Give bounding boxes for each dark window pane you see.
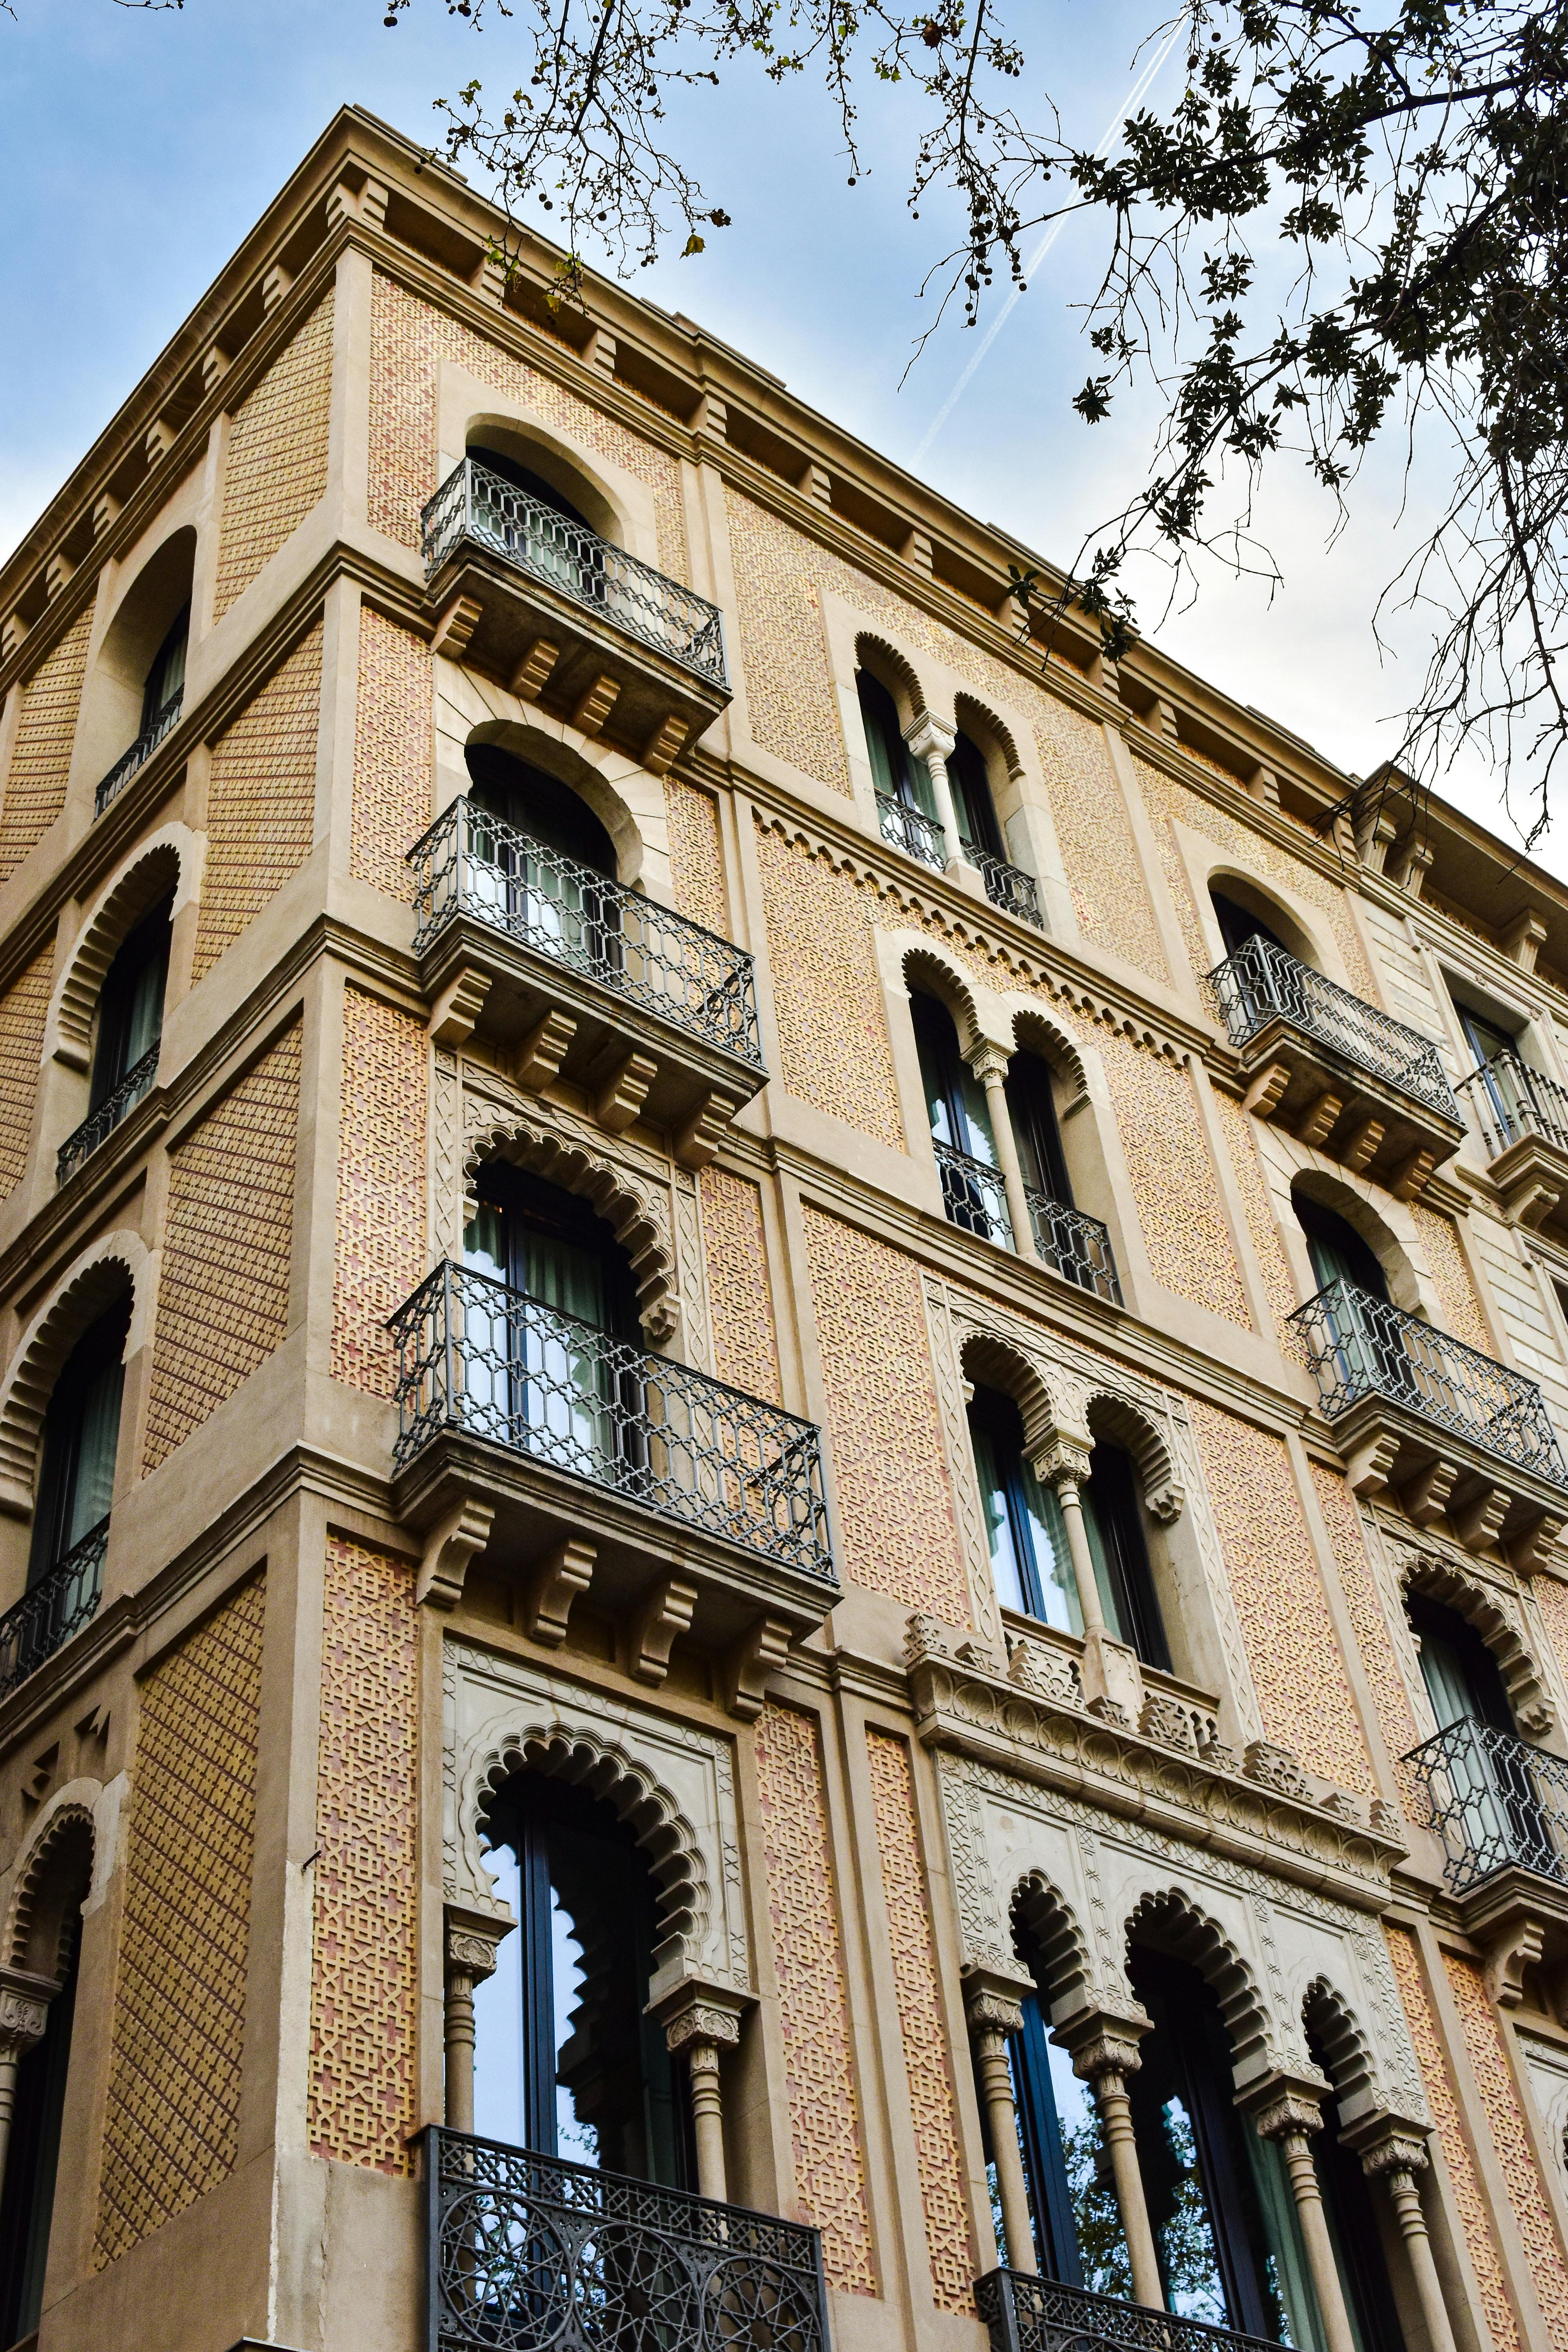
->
[1294,1194,1389,1301]
[1211,889,1290,960]
[950,732,1003,858]
[29,1298,130,1588]
[468,446,596,534]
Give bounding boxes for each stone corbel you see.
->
[510,637,561,702]
[432,594,484,662]
[1242,1062,1292,1118]
[1510,1510,1564,1578]
[417,1495,496,1610]
[1448,1481,1509,1555]
[627,1575,698,1684]
[719,1617,792,1721]
[521,1538,596,1647]
[595,1050,657,1134]
[1343,1116,1386,1175]
[1484,1911,1545,2009]
[1401,1457,1460,1528]
[1296,1090,1344,1149]
[1391,1146,1437,1201]
[1346,1429,1401,1499]
[509,1007,577,1093]
[429,967,493,1048]
[572,674,621,737]
[674,1090,741,1172]
[643,715,690,777]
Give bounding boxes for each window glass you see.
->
[911,991,997,1162]
[1005,1051,1073,1203]
[1084,1443,1170,1671]
[29,1298,130,1586]
[1305,2024,1408,2352]
[1210,889,1290,960]
[967,1387,1080,1633]
[949,731,1003,859]
[1408,1593,1513,1732]
[140,603,189,735]
[90,897,172,1109]
[468,445,596,533]
[858,673,936,819]
[1293,1194,1389,1302]
[1458,1004,1515,1071]
[0,1913,79,2343]
[465,744,618,876]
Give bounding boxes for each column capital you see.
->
[962,1962,1034,2042]
[646,1978,751,2057]
[968,1042,1013,1088]
[0,1965,56,2058]
[1059,2003,1152,2083]
[1245,2081,1329,2143]
[1032,1437,1094,1492]
[1341,2111,1432,2178]
[904,713,957,763]
[444,1905,512,1986]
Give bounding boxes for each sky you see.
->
[4,0,1562,880]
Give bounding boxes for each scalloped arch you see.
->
[954,691,1024,779]
[1303,1974,1381,2113]
[902,941,983,1054]
[1011,1867,1095,2014]
[855,631,928,727]
[1125,1886,1272,2077]
[6,1796,95,1978]
[0,1231,147,1517]
[48,826,197,1073]
[1399,1550,1554,1736]
[1084,1389,1183,1523]
[465,1112,678,1342]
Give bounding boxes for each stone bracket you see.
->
[644,715,690,777]
[417,1496,496,1610]
[510,637,561,702]
[719,1617,792,1721]
[432,593,484,663]
[674,1089,741,1172]
[521,1538,597,1647]
[596,1050,657,1134]
[430,966,493,1048]
[572,673,622,737]
[509,1007,577,1093]
[628,1575,698,1684]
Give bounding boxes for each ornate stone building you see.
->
[2,96,1568,2352]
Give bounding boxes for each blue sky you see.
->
[4,0,1559,873]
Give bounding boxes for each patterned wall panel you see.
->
[213,290,335,619]
[192,622,322,982]
[307,1536,419,2172]
[330,986,428,1396]
[753,1702,877,2293]
[94,1574,267,2264]
[663,776,729,935]
[724,498,852,797]
[700,1166,781,1403]
[1188,1398,1374,1791]
[0,943,54,1194]
[1308,1466,1423,1800]
[367,271,688,580]
[753,820,903,1149]
[802,1205,969,1623]
[142,1021,301,1470]
[1206,1087,1298,1332]
[1444,1951,1568,2338]
[865,1728,975,2314]
[0,609,92,881]
[351,604,431,902]
[1406,1201,1491,1354]
[1095,1031,1251,1328]
[1033,701,1168,984]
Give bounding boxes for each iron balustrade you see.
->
[877,792,947,871]
[1026,1188,1123,1305]
[934,1138,1013,1247]
[388,1264,835,1582]
[409,799,764,1069]
[978,2268,1287,2352]
[1205,934,1459,1122]
[1290,1278,1568,1488]
[975,850,1045,930]
[56,1045,159,1188]
[1458,1049,1568,1160]
[94,690,183,818]
[421,459,728,689]
[1405,1717,1568,1896]
[423,2127,828,2352]
[0,1520,108,1701]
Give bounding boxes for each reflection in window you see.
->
[1305,2019,1408,2352]
[949,731,1004,861]
[912,992,996,1165]
[1210,889,1291,961]
[1294,1194,1390,1304]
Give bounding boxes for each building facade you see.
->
[2,98,1568,2352]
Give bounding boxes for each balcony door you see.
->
[1211,889,1290,960]
[912,991,1007,1240]
[89,895,171,1116]
[0,1916,80,2344]
[1457,1004,1537,1141]
[861,673,940,856]
[463,744,619,971]
[29,1297,130,1592]
[1408,1593,1551,1877]
[139,600,188,737]
[468,441,605,606]
[949,732,1005,863]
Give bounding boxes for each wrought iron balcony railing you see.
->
[877,791,947,871]
[0,1519,108,1702]
[424,2128,828,2352]
[421,459,728,690]
[388,1264,835,1581]
[1405,1717,1568,1897]
[94,690,183,819]
[935,1138,1013,1247]
[410,799,764,1068]
[1457,1049,1568,1161]
[1290,1278,1568,1488]
[975,850,1044,929]
[1206,934,1459,1122]
[56,1045,159,1189]
[1027,1187,1123,1305]
[978,2267,1285,2352]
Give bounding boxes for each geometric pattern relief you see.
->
[752,821,902,1149]
[1095,1030,1250,1328]
[213,289,334,621]
[0,608,92,883]
[351,604,432,903]
[0,941,55,1195]
[1406,1200,1492,1356]
[699,1166,781,1404]
[1309,1467,1424,1810]
[142,1020,301,1472]
[330,986,428,1397]
[1206,1085,1298,1334]
[307,1536,419,2174]
[93,1574,267,2266]
[662,776,728,936]
[1443,1950,1568,2344]
[865,1728,975,2315]
[753,1701,877,2296]
[192,622,323,983]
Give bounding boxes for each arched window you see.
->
[472,1771,692,2186]
[1006,1050,1073,1207]
[0,1851,87,2342]
[1294,1193,1389,1303]
[461,745,620,978]
[912,991,1008,1242]
[468,445,597,535]
[29,1295,129,1591]
[465,437,607,608]
[1408,1592,1513,1735]
[949,731,1005,862]
[861,674,941,865]
[1210,888,1292,961]
[91,893,172,1116]
[466,745,617,877]
[139,602,188,739]
[1303,2013,1408,2352]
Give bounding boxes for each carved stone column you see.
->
[1063,2012,1163,2308]
[0,1969,54,2196]
[1033,1442,1107,1638]
[904,714,963,867]
[444,1910,513,2135]
[1248,2084,1357,2352]
[964,1966,1038,2274]
[1350,2123,1459,2352]
[969,1045,1038,1261]
[652,1984,749,2204]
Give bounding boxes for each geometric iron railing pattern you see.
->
[56,1044,160,1188]
[877,791,947,871]
[1405,1717,1568,1897]
[1290,1278,1568,1488]
[94,689,184,819]
[424,2129,829,2352]
[420,458,729,690]
[1206,933,1459,1122]
[388,1264,836,1583]
[976,2267,1286,2352]
[1026,1186,1123,1305]
[975,849,1044,929]
[0,1518,109,1702]
[409,799,764,1069]
[1457,1049,1568,1161]
[935,1138,1013,1246]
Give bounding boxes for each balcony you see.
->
[1457,1051,1568,1236]
[1406,1718,1568,1996]
[56,1045,159,1189]
[1207,935,1461,1196]
[878,791,946,871]
[423,2129,829,2352]
[94,689,183,819]
[975,849,1045,930]
[935,1140,1122,1307]
[0,1520,108,1702]
[388,1265,837,1671]
[979,2267,1284,2352]
[421,460,731,770]
[409,799,765,1163]
[1291,1279,1568,1568]
[874,798,1045,929]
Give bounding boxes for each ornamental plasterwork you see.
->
[1371,1512,1557,1739]
[935,1744,1429,2122]
[443,1638,751,1998]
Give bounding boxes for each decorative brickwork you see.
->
[1407,1201,1491,1354]
[307,1536,419,2173]
[192,622,322,982]
[94,1574,267,2264]
[1095,1031,1252,1327]
[368,271,687,578]
[1207,1085,1297,1332]
[725,501,853,795]
[753,1702,877,2293]
[1444,1951,1568,2337]
[351,603,431,901]
[1035,703,1168,983]
[1531,1575,1568,1705]
[865,1728,974,2313]
[1189,1398,1374,1791]
[0,609,91,881]
[803,1205,969,1621]
[331,986,428,1397]
[753,820,902,1147]
[213,290,335,619]
[1308,1465,1423,1808]
[142,1022,301,1470]
[0,943,54,1194]
[663,776,728,935]
[699,1167,781,1403]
